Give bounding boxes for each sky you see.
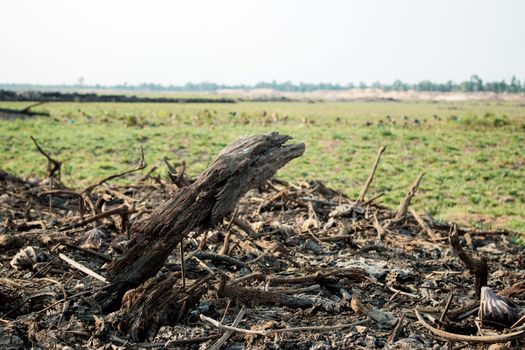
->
[1,0,525,86]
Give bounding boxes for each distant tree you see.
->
[509,75,521,93]
[392,79,404,91]
[416,80,434,91]
[3,75,525,94]
[470,75,483,92]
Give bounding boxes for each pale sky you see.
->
[1,0,524,86]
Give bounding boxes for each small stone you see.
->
[355,325,367,334]
[491,270,506,279]
[365,335,377,348]
[304,239,322,255]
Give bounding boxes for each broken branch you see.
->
[357,145,386,203]
[415,309,525,344]
[449,226,488,299]
[394,172,425,221]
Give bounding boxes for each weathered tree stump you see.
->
[108,274,212,340]
[99,132,304,310]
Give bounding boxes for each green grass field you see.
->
[1,100,524,235]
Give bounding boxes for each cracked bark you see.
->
[99,132,304,310]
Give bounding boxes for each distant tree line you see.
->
[1,75,524,93]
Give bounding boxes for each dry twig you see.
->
[357,145,386,203]
[415,309,525,344]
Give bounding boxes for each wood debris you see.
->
[0,133,523,349]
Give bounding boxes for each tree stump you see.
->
[99,132,304,310]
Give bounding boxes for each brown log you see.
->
[101,133,304,309]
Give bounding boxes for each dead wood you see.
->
[109,274,212,341]
[232,217,258,238]
[415,309,525,344]
[31,136,62,181]
[38,149,146,224]
[2,133,525,349]
[228,268,367,286]
[83,147,146,195]
[357,145,386,203]
[409,208,440,239]
[194,251,249,269]
[67,205,137,229]
[200,309,368,336]
[0,103,49,119]
[208,306,246,350]
[101,133,304,309]
[218,283,334,311]
[387,313,405,343]
[164,159,193,187]
[393,172,425,221]
[499,281,525,299]
[449,226,488,299]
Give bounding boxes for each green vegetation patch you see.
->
[1,100,524,233]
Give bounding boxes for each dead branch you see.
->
[499,280,525,299]
[439,294,454,323]
[195,251,249,269]
[21,101,47,113]
[109,274,212,341]
[409,208,439,239]
[228,267,367,287]
[164,159,192,187]
[357,145,386,203]
[31,136,62,180]
[209,306,246,350]
[218,280,336,311]
[232,217,258,238]
[394,172,425,221]
[200,311,368,336]
[68,205,137,228]
[100,133,304,309]
[449,226,488,299]
[373,212,386,241]
[83,147,146,194]
[414,309,525,344]
[387,313,405,343]
[0,104,49,118]
[58,253,107,283]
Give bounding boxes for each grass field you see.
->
[1,100,524,235]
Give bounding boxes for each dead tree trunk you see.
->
[100,132,304,309]
[0,102,49,119]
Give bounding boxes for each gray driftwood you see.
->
[101,132,304,309]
